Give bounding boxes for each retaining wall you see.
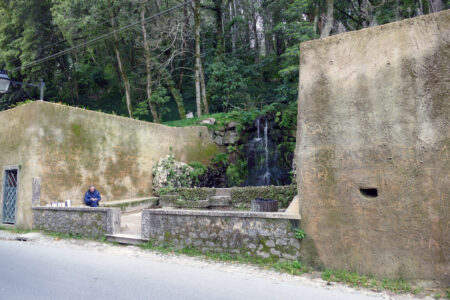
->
[0,101,221,229]
[142,209,302,261]
[33,207,120,238]
[295,10,449,284]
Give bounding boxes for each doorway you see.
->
[2,168,18,224]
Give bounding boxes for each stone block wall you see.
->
[33,207,120,238]
[142,209,301,261]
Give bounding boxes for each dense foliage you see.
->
[0,0,446,116]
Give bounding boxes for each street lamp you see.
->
[0,70,45,100]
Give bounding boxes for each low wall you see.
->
[174,185,297,209]
[142,209,302,261]
[33,207,120,238]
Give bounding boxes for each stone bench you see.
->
[100,197,159,213]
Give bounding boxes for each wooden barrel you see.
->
[251,198,278,212]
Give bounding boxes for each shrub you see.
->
[188,161,207,185]
[230,185,297,209]
[152,155,193,192]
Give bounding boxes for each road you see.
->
[0,240,409,300]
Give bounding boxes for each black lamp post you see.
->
[0,70,45,100]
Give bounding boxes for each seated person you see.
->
[84,185,101,207]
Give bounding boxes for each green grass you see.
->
[0,225,34,234]
[139,241,310,276]
[321,269,414,294]
[0,226,439,296]
[163,112,229,128]
[0,226,102,242]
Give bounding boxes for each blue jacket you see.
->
[84,190,101,204]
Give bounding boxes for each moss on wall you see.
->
[230,185,297,208]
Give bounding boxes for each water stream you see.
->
[244,115,290,186]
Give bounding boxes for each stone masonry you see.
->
[33,207,120,238]
[142,209,302,261]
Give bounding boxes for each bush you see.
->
[152,155,193,192]
[230,185,297,209]
[177,187,215,200]
[188,161,207,185]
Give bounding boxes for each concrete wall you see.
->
[0,104,41,228]
[0,101,221,228]
[295,11,449,284]
[33,207,120,238]
[142,209,302,261]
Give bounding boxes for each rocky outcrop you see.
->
[211,122,239,146]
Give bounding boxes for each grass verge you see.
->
[1,227,445,297]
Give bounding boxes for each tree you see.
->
[140,0,159,123]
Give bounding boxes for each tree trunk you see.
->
[109,1,133,118]
[199,63,209,114]
[230,1,236,53]
[213,0,224,56]
[320,0,334,38]
[140,1,159,123]
[177,0,189,91]
[252,13,260,63]
[313,4,319,35]
[194,0,202,117]
[167,78,186,119]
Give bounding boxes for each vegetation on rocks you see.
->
[152,155,193,192]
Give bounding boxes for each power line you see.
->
[10,0,192,72]
[4,0,138,67]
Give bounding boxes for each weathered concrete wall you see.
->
[0,101,221,229]
[0,104,41,228]
[295,11,449,284]
[142,209,302,261]
[33,207,120,238]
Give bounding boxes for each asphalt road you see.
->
[0,240,399,300]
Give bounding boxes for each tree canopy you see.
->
[0,0,446,120]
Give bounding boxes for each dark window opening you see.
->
[359,188,378,198]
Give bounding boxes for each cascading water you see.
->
[244,115,291,186]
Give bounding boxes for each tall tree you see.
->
[108,0,133,118]
[140,0,159,122]
[320,0,334,37]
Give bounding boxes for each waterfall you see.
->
[244,114,291,186]
[255,118,261,141]
[263,118,271,185]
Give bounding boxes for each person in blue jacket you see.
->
[84,185,101,207]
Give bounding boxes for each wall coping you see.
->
[32,206,117,212]
[143,209,301,220]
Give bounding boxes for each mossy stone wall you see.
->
[32,206,120,238]
[142,209,302,261]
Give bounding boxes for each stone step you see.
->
[208,195,231,207]
[214,188,231,197]
[105,233,148,245]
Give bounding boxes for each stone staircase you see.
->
[105,211,149,245]
[208,188,231,207]
[104,198,155,245]
[106,189,232,245]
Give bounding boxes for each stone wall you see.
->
[295,11,449,284]
[0,101,221,229]
[0,104,40,228]
[142,209,302,261]
[33,207,120,238]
